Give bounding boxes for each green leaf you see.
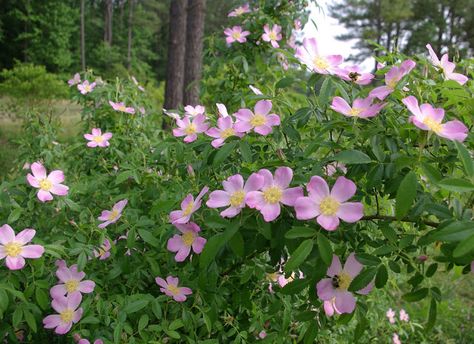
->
[285,226,316,239]
[402,288,429,302]
[375,265,388,288]
[284,239,314,272]
[23,309,37,332]
[35,288,49,310]
[421,163,442,183]
[200,222,239,269]
[318,77,333,105]
[275,77,294,89]
[138,228,160,248]
[317,233,332,265]
[421,221,474,243]
[239,141,252,162]
[116,170,134,185]
[169,319,184,331]
[348,267,377,292]
[123,299,149,314]
[279,278,309,295]
[77,251,87,271]
[454,141,474,177]
[331,150,372,164]
[228,231,244,257]
[425,298,437,331]
[355,253,381,266]
[64,198,81,212]
[437,178,474,193]
[395,171,417,220]
[453,232,474,257]
[138,314,149,331]
[303,322,318,344]
[212,141,237,166]
[12,307,23,327]
[0,289,8,312]
[7,208,22,223]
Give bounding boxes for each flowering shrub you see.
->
[0,1,473,343]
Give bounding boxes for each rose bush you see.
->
[0,1,473,343]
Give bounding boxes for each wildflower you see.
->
[184,105,205,117]
[228,3,250,17]
[216,103,230,117]
[295,176,363,231]
[386,308,396,324]
[94,239,112,260]
[170,186,209,224]
[163,109,181,120]
[172,114,209,143]
[206,116,243,148]
[50,263,95,299]
[399,309,409,322]
[369,60,416,100]
[249,85,263,95]
[84,128,112,148]
[258,331,267,339]
[22,162,31,170]
[316,253,373,314]
[323,162,347,177]
[207,173,264,218]
[330,96,386,118]
[402,96,468,142]
[234,100,280,135]
[262,24,282,48]
[77,80,96,95]
[78,339,104,344]
[68,73,81,86]
[109,100,135,114]
[167,222,206,262]
[43,293,83,335]
[0,224,44,270]
[392,333,402,344]
[26,162,69,202]
[131,76,145,91]
[295,37,343,74]
[323,298,342,317]
[246,167,303,222]
[224,26,250,44]
[97,200,128,229]
[294,19,302,31]
[335,65,374,85]
[155,276,192,302]
[426,44,468,85]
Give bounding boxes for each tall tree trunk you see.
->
[80,0,86,70]
[104,0,113,45]
[183,0,206,105]
[164,0,188,110]
[127,0,134,70]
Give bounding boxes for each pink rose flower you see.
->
[43,293,83,335]
[184,105,205,117]
[392,333,402,344]
[155,276,192,302]
[402,96,468,142]
[295,37,343,74]
[234,100,280,135]
[207,173,264,218]
[426,44,468,85]
[316,253,373,314]
[246,167,303,222]
[249,85,263,95]
[94,239,112,260]
[224,26,250,44]
[173,114,209,143]
[228,3,250,17]
[386,308,396,324]
[0,224,44,270]
[78,339,104,344]
[369,60,416,100]
[170,186,209,224]
[109,100,135,114]
[77,80,96,94]
[295,176,364,231]
[323,298,342,317]
[399,309,409,322]
[262,24,282,48]
[84,128,112,148]
[323,162,347,176]
[167,222,207,262]
[206,116,244,148]
[50,263,95,299]
[98,199,128,229]
[331,96,386,118]
[68,73,81,86]
[335,65,374,85]
[258,330,267,339]
[27,162,69,202]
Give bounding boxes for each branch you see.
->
[362,215,439,228]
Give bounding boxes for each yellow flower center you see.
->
[185,124,196,135]
[269,32,277,40]
[118,105,126,112]
[84,85,91,92]
[229,190,245,207]
[108,209,119,221]
[93,135,104,143]
[263,186,282,204]
[65,280,79,293]
[423,117,443,133]
[220,128,235,139]
[250,114,266,127]
[182,201,194,216]
[182,231,195,246]
[267,272,279,282]
[167,284,180,296]
[349,108,361,117]
[319,197,340,216]
[5,242,22,257]
[39,178,52,191]
[332,272,352,291]
[232,32,242,39]
[60,309,74,323]
[313,57,329,70]
[235,8,244,15]
[98,248,106,257]
[387,79,397,89]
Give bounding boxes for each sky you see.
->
[303,0,375,71]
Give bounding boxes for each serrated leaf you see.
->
[212,141,237,166]
[200,222,239,269]
[331,150,372,164]
[454,141,474,177]
[284,239,313,272]
[348,267,376,292]
[453,232,474,257]
[317,233,332,265]
[437,178,474,193]
[138,228,160,248]
[23,309,37,332]
[395,171,417,219]
[239,141,252,162]
[285,226,316,239]
[402,288,429,302]
[123,299,149,314]
[7,208,22,223]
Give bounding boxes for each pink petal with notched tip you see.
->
[327,255,342,277]
[316,278,335,300]
[260,202,281,222]
[281,187,303,206]
[31,162,47,179]
[50,184,69,196]
[307,176,330,202]
[37,190,53,202]
[317,214,340,231]
[222,174,244,193]
[244,173,264,192]
[439,120,468,142]
[5,256,26,270]
[334,290,356,313]
[336,202,364,222]
[192,236,206,253]
[331,176,357,203]
[343,253,363,278]
[0,224,15,244]
[295,196,319,220]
